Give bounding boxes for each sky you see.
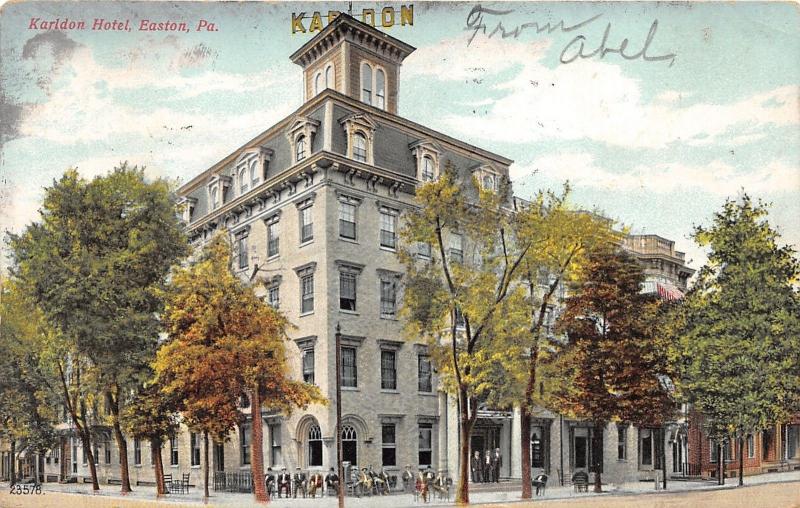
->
[1,1,798,275]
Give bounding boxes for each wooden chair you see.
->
[532,473,548,496]
[162,474,173,494]
[571,471,589,493]
[180,472,190,493]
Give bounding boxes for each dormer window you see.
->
[410,140,442,182]
[211,187,219,209]
[207,174,231,212]
[475,164,502,192]
[296,136,307,162]
[235,148,271,195]
[376,69,386,110]
[361,63,372,105]
[239,166,249,194]
[482,174,495,191]
[422,156,435,181]
[352,133,367,162]
[250,159,260,187]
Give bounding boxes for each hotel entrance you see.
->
[470,407,513,479]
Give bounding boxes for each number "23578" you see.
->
[10,484,43,495]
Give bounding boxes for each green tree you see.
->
[552,247,675,492]
[668,195,800,486]
[8,164,188,492]
[157,236,324,503]
[400,164,531,504]
[121,383,180,497]
[513,191,619,498]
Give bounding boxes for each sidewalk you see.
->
[3,470,799,507]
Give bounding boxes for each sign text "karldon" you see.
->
[292,5,414,34]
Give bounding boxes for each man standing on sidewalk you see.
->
[471,451,482,483]
[493,448,502,483]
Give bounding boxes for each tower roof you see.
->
[289,13,416,67]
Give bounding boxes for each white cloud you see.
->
[404,35,799,149]
[516,152,800,196]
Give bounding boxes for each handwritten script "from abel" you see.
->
[465,5,676,67]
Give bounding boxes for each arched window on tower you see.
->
[239,166,248,194]
[296,135,306,162]
[314,72,322,96]
[325,65,334,90]
[342,425,358,466]
[361,63,372,105]
[308,424,323,467]
[375,69,386,110]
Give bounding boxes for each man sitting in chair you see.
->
[277,468,291,498]
[265,467,276,498]
[358,467,372,495]
[292,467,307,498]
[532,473,548,496]
[325,467,339,495]
[402,465,415,494]
[308,471,324,498]
[431,470,448,500]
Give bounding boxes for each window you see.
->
[104,439,111,464]
[454,306,466,328]
[268,286,280,309]
[82,444,87,465]
[417,242,432,259]
[241,425,251,465]
[382,424,396,466]
[418,355,432,392]
[380,211,397,249]
[302,348,315,384]
[376,69,386,110]
[640,429,653,466]
[341,347,357,387]
[211,187,219,210]
[340,272,357,311]
[134,438,142,466]
[237,233,248,269]
[342,425,358,465]
[214,442,225,472]
[449,233,463,263]
[381,350,397,390]
[747,434,755,459]
[150,439,155,465]
[308,425,323,467]
[314,72,322,95]
[352,133,367,163]
[339,202,356,240]
[787,425,799,459]
[361,63,372,104]
[267,220,280,258]
[421,156,435,181]
[296,135,307,162]
[325,65,334,89]
[482,174,496,191]
[53,447,60,465]
[170,436,179,466]
[380,280,397,318]
[250,160,260,188]
[239,166,249,194]
[418,425,432,467]
[300,206,313,243]
[531,428,545,468]
[618,425,627,461]
[270,424,282,465]
[190,433,201,467]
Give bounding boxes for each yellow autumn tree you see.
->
[156,235,324,503]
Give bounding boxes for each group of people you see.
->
[264,467,340,499]
[401,465,450,503]
[470,448,502,483]
[350,465,392,496]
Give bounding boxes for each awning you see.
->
[656,282,684,301]
[477,410,513,419]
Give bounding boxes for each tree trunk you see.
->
[152,438,165,497]
[203,431,210,500]
[250,385,267,503]
[455,388,476,505]
[81,429,100,491]
[520,409,532,498]
[111,412,132,493]
[10,440,16,486]
[661,427,667,490]
[34,452,40,486]
[738,435,744,486]
[593,421,602,493]
[718,443,723,485]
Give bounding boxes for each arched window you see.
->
[342,425,358,466]
[313,72,322,96]
[375,69,386,110]
[422,156,435,181]
[211,187,219,210]
[325,65,334,90]
[250,160,260,187]
[296,135,306,162]
[308,424,323,467]
[483,174,495,191]
[360,63,372,105]
[239,166,248,194]
[352,133,367,163]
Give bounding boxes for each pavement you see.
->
[1,470,799,507]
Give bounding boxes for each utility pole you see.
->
[335,323,345,508]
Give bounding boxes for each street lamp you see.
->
[335,322,345,508]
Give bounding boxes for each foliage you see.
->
[552,246,675,491]
[156,235,324,501]
[400,163,531,503]
[667,195,800,441]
